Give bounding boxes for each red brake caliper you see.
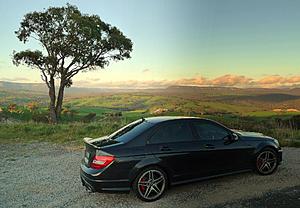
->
[140,177,145,192]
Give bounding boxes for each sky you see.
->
[1,0,300,88]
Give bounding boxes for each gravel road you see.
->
[0,142,299,208]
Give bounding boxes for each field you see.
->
[1,84,300,147]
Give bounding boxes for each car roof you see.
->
[144,116,231,131]
[144,116,205,124]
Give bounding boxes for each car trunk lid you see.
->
[83,137,117,168]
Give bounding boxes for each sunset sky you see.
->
[1,0,300,88]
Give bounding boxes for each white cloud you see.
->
[2,74,300,89]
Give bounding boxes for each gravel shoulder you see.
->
[0,143,299,208]
[213,186,300,208]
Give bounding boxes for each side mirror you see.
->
[224,133,239,143]
[231,133,239,141]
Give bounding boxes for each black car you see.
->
[80,116,282,201]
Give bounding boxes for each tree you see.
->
[13,4,133,123]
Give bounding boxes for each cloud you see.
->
[288,76,300,83]
[142,68,150,73]
[80,79,173,89]
[174,74,300,88]
[174,76,208,86]
[257,75,300,86]
[0,77,32,82]
[257,75,285,85]
[71,75,252,89]
[211,74,253,86]
[172,74,253,87]
[3,74,300,89]
[90,78,101,82]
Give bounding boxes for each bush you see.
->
[32,114,49,123]
[290,115,300,129]
[81,113,96,123]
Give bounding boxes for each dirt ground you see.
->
[0,142,299,208]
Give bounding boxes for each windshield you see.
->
[108,118,153,143]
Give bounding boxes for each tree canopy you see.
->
[13,4,133,123]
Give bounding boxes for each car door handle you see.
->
[204,144,215,149]
[160,146,172,151]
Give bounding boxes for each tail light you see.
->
[90,155,115,169]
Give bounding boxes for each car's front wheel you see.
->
[255,148,278,175]
[132,166,167,202]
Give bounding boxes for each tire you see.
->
[255,147,278,175]
[132,166,168,202]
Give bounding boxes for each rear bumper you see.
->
[80,168,130,192]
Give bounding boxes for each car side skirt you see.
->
[171,169,253,186]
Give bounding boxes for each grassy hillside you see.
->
[0,90,48,106]
[1,85,300,147]
[0,114,299,147]
[66,93,300,117]
[65,93,255,115]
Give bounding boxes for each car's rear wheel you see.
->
[132,166,167,202]
[255,148,278,175]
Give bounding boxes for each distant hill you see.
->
[164,85,300,96]
[1,81,300,96]
[0,81,138,95]
[233,93,300,103]
[0,81,46,92]
[1,81,300,109]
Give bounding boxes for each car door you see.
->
[146,120,200,182]
[191,120,254,177]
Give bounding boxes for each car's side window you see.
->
[150,122,194,144]
[193,121,229,140]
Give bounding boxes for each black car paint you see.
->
[80,117,282,192]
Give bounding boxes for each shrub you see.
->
[81,113,97,123]
[32,114,49,123]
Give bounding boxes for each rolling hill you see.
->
[1,81,300,117]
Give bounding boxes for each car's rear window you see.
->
[109,119,154,143]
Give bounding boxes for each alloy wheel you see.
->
[256,150,277,174]
[137,169,166,201]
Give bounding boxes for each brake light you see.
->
[90,155,115,169]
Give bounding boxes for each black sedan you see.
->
[80,116,282,201]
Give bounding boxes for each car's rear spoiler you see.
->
[83,137,101,149]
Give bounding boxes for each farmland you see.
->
[1,83,300,147]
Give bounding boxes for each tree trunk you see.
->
[48,77,57,124]
[56,80,65,119]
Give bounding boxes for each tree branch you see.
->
[40,68,50,88]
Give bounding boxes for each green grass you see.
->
[0,121,129,146]
[1,93,300,147]
[3,93,300,121]
[246,111,300,117]
[1,115,299,147]
[68,93,298,119]
[74,106,113,116]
